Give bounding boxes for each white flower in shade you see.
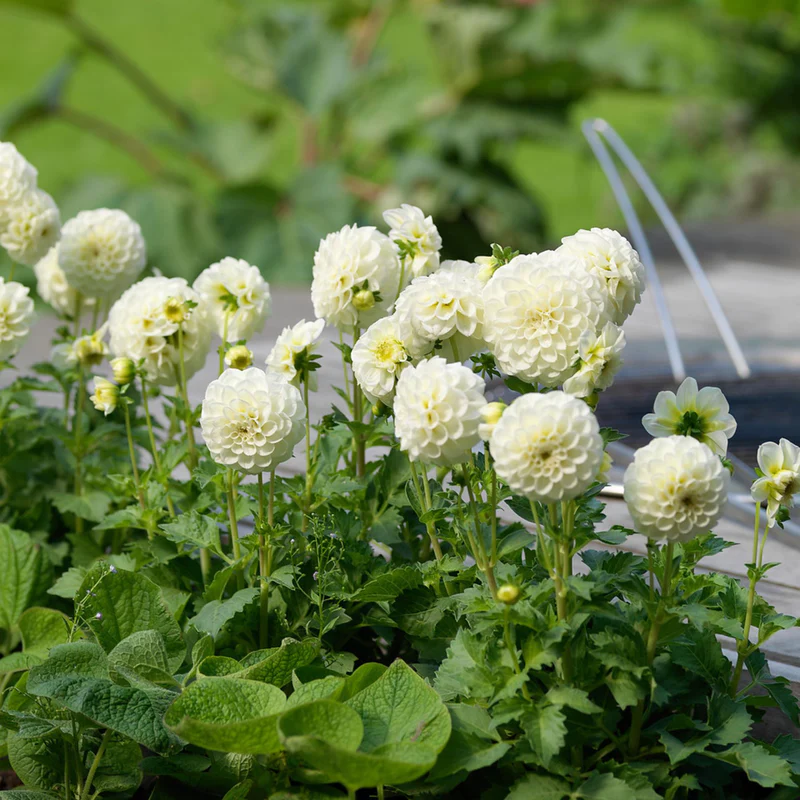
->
[34,245,96,317]
[383,204,442,280]
[108,277,211,386]
[563,322,626,398]
[0,279,35,360]
[479,401,506,441]
[193,257,271,341]
[558,228,645,324]
[624,436,729,542]
[483,252,602,387]
[0,142,37,219]
[351,315,412,405]
[265,318,325,387]
[225,344,254,370]
[200,367,305,474]
[90,377,119,416]
[73,327,109,368]
[751,439,800,528]
[642,377,737,457]
[394,260,485,362]
[0,189,60,267]
[490,391,603,503]
[311,224,400,330]
[59,209,146,298]
[393,356,485,465]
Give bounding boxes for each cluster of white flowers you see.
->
[0,278,35,360]
[383,204,442,281]
[200,367,305,474]
[265,318,325,387]
[193,257,271,342]
[108,276,211,386]
[0,142,60,267]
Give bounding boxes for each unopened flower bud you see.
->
[497,584,521,605]
[225,344,254,370]
[110,356,136,385]
[74,332,108,368]
[90,377,119,416]
[479,401,507,441]
[352,289,376,312]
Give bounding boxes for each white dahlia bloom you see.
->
[383,203,442,280]
[0,142,37,220]
[351,315,412,406]
[265,318,325,387]
[108,277,211,386]
[0,188,60,267]
[642,377,737,457]
[200,367,305,474]
[0,279,35,361]
[558,228,645,324]
[624,436,729,543]
[193,257,271,341]
[34,245,97,317]
[490,391,603,503]
[393,356,485,466]
[59,209,146,298]
[563,322,626,398]
[311,224,400,330]
[394,260,485,362]
[751,439,800,528]
[478,401,506,442]
[483,252,602,387]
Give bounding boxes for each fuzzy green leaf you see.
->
[0,526,52,632]
[190,588,259,640]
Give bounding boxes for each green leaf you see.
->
[0,792,60,799]
[522,704,566,769]
[428,730,510,780]
[545,686,602,715]
[79,563,185,672]
[351,566,422,603]
[279,700,364,751]
[711,742,793,787]
[90,734,143,794]
[165,677,287,754]
[7,732,62,792]
[50,491,110,523]
[286,676,345,708]
[190,588,259,640]
[0,525,53,632]
[235,639,318,686]
[221,781,253,800]
[340,663,386,701]
[108,630,177,686]
[160,512,224,556]
[576,773,635,799]
[47,566,87,599]
[0,0,72,15]
[507,773,570,800]
[670,629,730,689]
[0,608,70,673]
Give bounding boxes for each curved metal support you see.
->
[581,120,685,382]
[583,118,751,380]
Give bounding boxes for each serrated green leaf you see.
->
[351,566,422,602]
[577,773,634,799]
[522,704,566,769]
[507,773,570,800]
[428,730,510,780]
[50,491,110,523]
[711,742,793,787]
[160,512,224,556]
[545,686,602,714]
[190,588,259,640]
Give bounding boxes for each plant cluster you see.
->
[1,143,800,800]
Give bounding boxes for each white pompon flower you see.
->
[558,228,645,324]
[393,356,485,466]
[383,203,442,280]
[563,322,626,398]
[642,377,737,457]
[0,278,35,360]
[0,188,60,267]
[624,436,729,543]
[108,276,211,386]
[394,260,485,362]
[351,315,412,405]
[200,367,306,474]
[311,224,400,330]
[751,439,800,528]
[34,245,96,317]
[90,377,119,416]
[0,142,37,219]
[265,318,325,387]
[483,251,602,387]
[59,209,146,298]
[490,391,603,503]
[193,257,271,341]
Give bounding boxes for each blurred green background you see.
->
[2,0,799,284]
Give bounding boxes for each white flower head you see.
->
[642,377,737,457]
[90,377,119,416]
[200,367,306,474]
[0,142,37,219]
[483,251,603,387]
[265,318,325,388]
[751,439,800,528]
[394,260,485,362]
[59,209,146,298]
[108,276,211,386]
[193,257,271,341]
[393,356,485,466]
[490,391,603,503]
[73,327,109,368]
[563,322,626,398]
[479,401,507,441]
[558,228,645,324]
[0,188,60,267]
[352,314,412,406]
[311,224,400,330]
[34,245,97,317]
[0,279,35,361]
[624,435,729,543]
[383,203,442,280]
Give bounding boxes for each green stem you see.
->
[123,402,145,511]
[72,292,84,339]
[227,468,242,567]
[409,459,443,561]
[258,472,274,649]
[503,607,531,699]
[219,312,229,375]
[463,464,497,599]
[487,445,498,567]
[80,728,111,800]
[73,364,86,534]
[176,327,198,469]
[339,329,352,412]
[141,376,176,519]
[302,374,312,532]
[352,327,365,477]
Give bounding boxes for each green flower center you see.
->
[675,410,707,440]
